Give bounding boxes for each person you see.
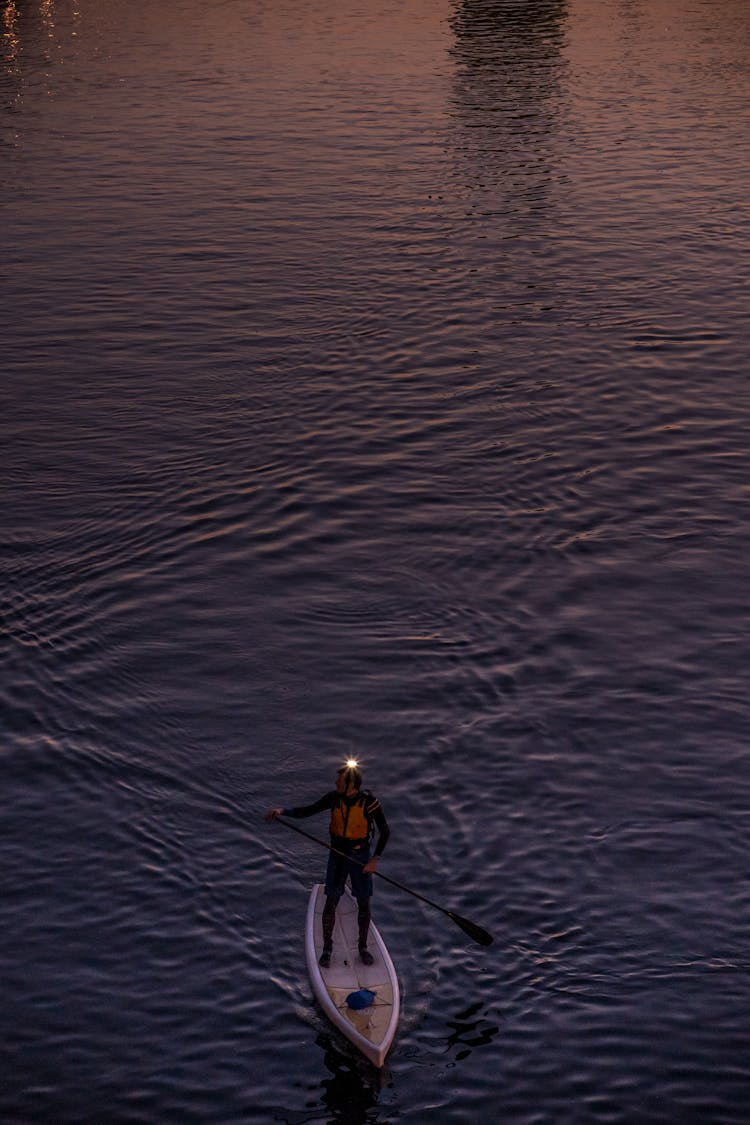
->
[265,761,390,968]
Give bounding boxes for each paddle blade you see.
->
[447,911,493,947]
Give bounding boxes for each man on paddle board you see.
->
[265,761,390,967]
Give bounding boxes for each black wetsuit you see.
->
[283,789,390,858]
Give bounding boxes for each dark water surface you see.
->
[3,0,750,1121]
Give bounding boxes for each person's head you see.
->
[335,759,362,795]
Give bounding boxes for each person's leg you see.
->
[349,843,375,964]
[356,897,374,964]
[320,851,346,967]
[319,896,337,967]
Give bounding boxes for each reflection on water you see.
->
[314,1032,392,1124]
[1,0,20,74]
[0,0,82,142]
[448,0,568,211]
[443,1000,499,1062]
[445,0,571,319]
[450,0,569,84]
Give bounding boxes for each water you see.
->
[3,0,750,1121]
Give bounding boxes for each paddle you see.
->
[273,814,493,947]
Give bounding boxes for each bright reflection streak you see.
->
[2,1,20,59]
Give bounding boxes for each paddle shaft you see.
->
[275,814,492,946]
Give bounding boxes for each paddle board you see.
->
[305,883,399,1067]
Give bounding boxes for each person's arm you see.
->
[265,792,335,821]
[362,796,389,872]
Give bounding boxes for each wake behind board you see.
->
[305,883,399,1068]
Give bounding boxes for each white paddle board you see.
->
[305,883,399,1067]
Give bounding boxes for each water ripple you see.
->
[4,0,750,1121]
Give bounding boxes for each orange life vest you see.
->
[329,793,371,840]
